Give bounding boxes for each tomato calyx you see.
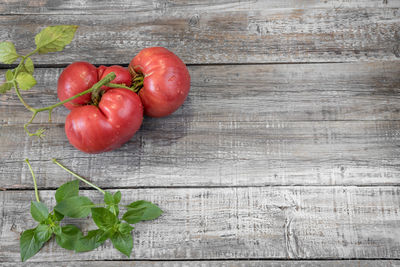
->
[132,73,144,92]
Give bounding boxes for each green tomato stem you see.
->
[25,159,40,202]
[106,83,140,93]
[51,159,105,195]
[19,72,116,137]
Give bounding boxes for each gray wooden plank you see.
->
[0,187,399,261]
[1,260,399,267]
[2,62,400,125]
[1,62,400,188]
[1,120,400,189]
[0,5,398,64]
[2,0,400,15]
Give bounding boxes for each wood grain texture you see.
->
[1,260,399,267]
[2,0,400,14]
[1,62,399,189]
[0,1,399,64]
[1,120,400,189]
[1,187,400,261]
[2,62,400,125]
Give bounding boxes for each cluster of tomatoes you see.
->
[57,47,190,154]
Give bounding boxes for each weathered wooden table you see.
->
[1,1,399,266]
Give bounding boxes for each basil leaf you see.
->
[97,227,115,243]
[91,207,117,230]
[16,72,36,90]
[75,229,105,252]
[122,208,145,224]
[34,223,52,243]
[118,223,134,235]
[126,200,163,221]
[0,82,12,94]
[53,210,64,221]
[55,196,94,218]
[55,225,83,250]
[0,41,19,64]
[34,25,78,54]
[55,180,79,203]
[20,57,34,75]
[20,228,44,262]
[30,201,49,223]
[104,191,114,205]
[113,191,121,204]
[111,231,133,257]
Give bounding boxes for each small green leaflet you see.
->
[55,195,94,218]
[0,82,12,94]
[0,69,13,94]
[118,223,134,235]
[20,57,34,75]
[104,191,121,216]
[30,201,49,223]
[110,231,133,257]
[6,69,13,81]
[55,180,79,203]
[91,207,118,230]
[0,41,19,64]
[20,228,44,262]
[34,223,53,243]
[75,229,105,252]
[16,72,36,90]
[55,225,83,250]
[35,25,78,54]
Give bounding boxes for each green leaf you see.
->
[55,180,79,203]
[34,25,78,54]
[126,200,163,221]
[75,229,105,252]
[97,227,115,243]
[53,210,64,221]
[104,192,114,205]
[16,72,36,90]
[30,201,49,223]
[0,82,12,94]
[34,223,52,243]
[6,69,13,81]
[122,208,145,224]
[55,225,83,250]
[20,228,44,262]
[55,195,94,218]
[108,204,119,217]
[21,57,34,74]
[113,191,121,204]
[0,41,19,64]
[53,225,62,236]
[91,207,117,230]
[111,231,133,257]
[118,223,134,235]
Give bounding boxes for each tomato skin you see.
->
[129,47,190,117]
[57,62,98,110]
[65,89,143,153]
[98,65,132,91]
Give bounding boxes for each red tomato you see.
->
[98,65,132,91]
[57,62,98,110]
[129,47,190,117]
[65,89,143,153]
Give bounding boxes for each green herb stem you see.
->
[25,159,40,202]
[51,159,105,194]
